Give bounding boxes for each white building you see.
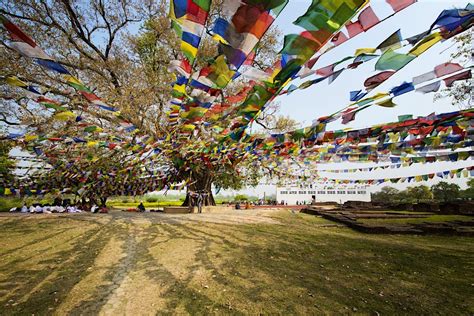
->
[276,184,371,205]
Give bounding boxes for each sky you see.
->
[221,0,474,197]
[271,0,470,128]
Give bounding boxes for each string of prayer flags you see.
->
[0,15,127,120]
[308,0,416,65]
[212,0,288,69]
[170,0,212,64]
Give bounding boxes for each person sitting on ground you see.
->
[99,206,108,213]
[43,204,52,214]
[21,204,28,213]
[137,202,146,212]
[34,204,43,213]
[91,204,99,213]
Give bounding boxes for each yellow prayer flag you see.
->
[408,32,442,56]
[355,48,377,56]
[54,111,76,121]
[5,76,27,88]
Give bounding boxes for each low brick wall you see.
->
[199,206,234,213]
[164,206,235,214]
[163,206,191,214]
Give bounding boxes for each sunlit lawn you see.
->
[0,210,472,314]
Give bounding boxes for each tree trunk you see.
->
[100,197,108,208]
[181,170,216,207]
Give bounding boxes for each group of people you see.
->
[10,203,83,214]
[9,197,108,214]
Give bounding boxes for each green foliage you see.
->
[0,142,14,184]
[0,197,23,212]
[431,182,461,202]
[406,185,432,203]
[372,187,400,203]
[374,186,432,203]
[234,194,248,201]
[460,179,474,200]
[213,165,245,191]
[467,178,474,190]
[145,197,158,203]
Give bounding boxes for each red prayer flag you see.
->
[386,0,416,12]
[342,111,357,124]
[2,19,37,47]
[305,56,319,69]
[358,6,380,31]
[316,64,334,76]
[434,62,464,77]
[252,11,274,38]
[186,1,209,25]
[232,4,265,34]
[346,21,364,37]
[443,70,472,87]
[364,71,395,89]
[331,31,348,46]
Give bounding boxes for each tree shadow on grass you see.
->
[0,223,112,315]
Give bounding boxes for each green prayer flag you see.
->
[375,48,415,71]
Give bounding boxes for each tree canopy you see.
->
[1,1,473,205]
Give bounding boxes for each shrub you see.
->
[0,197,23,212]
[234,194,248,201]
[146,197,158,203]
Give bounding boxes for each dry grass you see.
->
[0,210,473,315]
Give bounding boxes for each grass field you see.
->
[0,210,473,315]
[359,214,474,225]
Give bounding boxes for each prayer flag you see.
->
[386,0,416,12]
[443,70,472,87]
[376,29,402,51]
[375,48,415,71]
[346,21,364,37]
[364,71,395,89]
[408,32,442,56]
[415,81,441,93]
[358,6,379,31]
[434,62,464,77]
[390,82,415,96]
[376,98,396,107]
[413,70,436,85]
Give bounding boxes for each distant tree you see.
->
[234,194,248,201]
[406,185,433,203]
[460,179,474,200]
[0,141,14,189]
[372,186,400,203]
[431,182,461,202]
[467,178,474,190]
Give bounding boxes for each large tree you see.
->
[0,0,284,206]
